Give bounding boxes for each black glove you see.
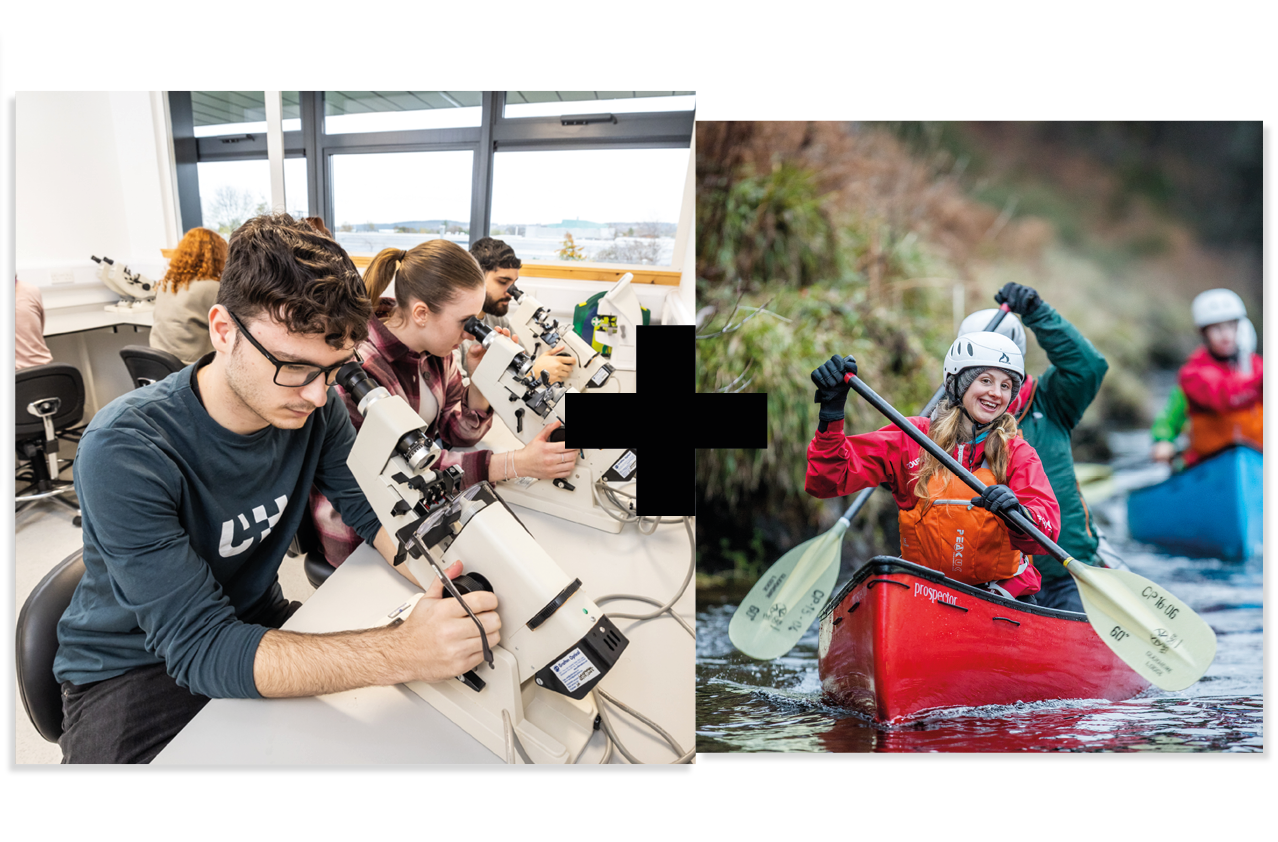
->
[994,282,1042,316]
[812,355,856,423]
[971,484,1020,518]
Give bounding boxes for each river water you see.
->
[696,433,1264,753]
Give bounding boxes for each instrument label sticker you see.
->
[551,648,599,693]
[610,450,637,480]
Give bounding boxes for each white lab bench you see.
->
[154,502,692,765]
[43,302,155,337]
[154,407,683,765]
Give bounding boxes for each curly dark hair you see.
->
[217,213,371,348]
[161,227,227,293]
[469,237,522,273]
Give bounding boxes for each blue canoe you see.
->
[1127,445,1262,560]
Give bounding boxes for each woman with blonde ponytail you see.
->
[805,332,1061,600]
[309,239,579,568]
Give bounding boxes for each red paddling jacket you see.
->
[806,417,1061,586]
[1178,346,1263,465]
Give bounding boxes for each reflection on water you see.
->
[696,451,1264,753]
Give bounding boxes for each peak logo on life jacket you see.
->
[219,494,288,557]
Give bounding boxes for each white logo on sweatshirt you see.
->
[219,494,288,557]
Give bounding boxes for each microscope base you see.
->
[405,647,598,764]
[496,476,626,534]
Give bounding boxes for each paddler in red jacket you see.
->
[807,332,1061,600]
[1161,288,1263,467]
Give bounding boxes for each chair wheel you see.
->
[73,516,82,527]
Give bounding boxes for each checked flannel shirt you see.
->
[307,302,495,566]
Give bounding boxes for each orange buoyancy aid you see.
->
[898,465,1025,585]
[1187,402,1262,462]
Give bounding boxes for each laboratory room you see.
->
[14,90,696,766]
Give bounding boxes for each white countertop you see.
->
[44,303,154,337]
[154,493,692,765]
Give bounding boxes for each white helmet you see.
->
[959,309,1026,356]
[945,332,1026,408]
[945,331,1025,378]
[1192,289,1246,328]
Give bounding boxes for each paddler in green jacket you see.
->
[958,282,1109,612]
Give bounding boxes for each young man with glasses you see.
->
[53,214,501,763]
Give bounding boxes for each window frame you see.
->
[169,91,694,268]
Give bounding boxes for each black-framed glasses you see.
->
[228,310,360,388]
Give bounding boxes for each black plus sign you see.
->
[564,325,768,516]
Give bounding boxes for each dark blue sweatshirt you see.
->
[54,361,382,698]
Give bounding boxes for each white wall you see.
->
[16,91,173,308]
[17,91,175,420]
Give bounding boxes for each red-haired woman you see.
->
[151,227,228,363]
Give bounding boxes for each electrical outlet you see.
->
[51,272,76,285]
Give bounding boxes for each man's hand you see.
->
[252,559,501,697]
[398,560,502,683]
[531,344,576,384]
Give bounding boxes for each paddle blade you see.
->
[1067,561,1217,692]
[729,520,848,660]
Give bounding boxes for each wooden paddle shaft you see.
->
[843,371,1071,564]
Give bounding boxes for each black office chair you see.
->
[17,547,85,743]
[16,363,86,525]
[119,345,185,389]
[288,502,336,589]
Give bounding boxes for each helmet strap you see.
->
[956,406,993,443]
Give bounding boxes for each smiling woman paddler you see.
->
[805,332,1061,600]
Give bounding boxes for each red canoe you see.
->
[817,557,1151,723]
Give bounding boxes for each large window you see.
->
[330,150,474,254]
[171,91,694,268]
[491,148,687,265]
[197,158,309,235]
